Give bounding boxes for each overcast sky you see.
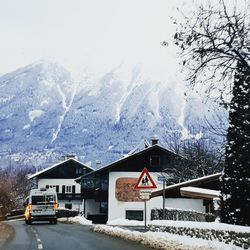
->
[0,0,189,82]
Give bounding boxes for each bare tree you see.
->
[169,0,250,225]
[172,0,249,101]
[0,166,34,216]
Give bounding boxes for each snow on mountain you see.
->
[0,61,227,168]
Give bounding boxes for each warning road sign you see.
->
[134,168,157,190]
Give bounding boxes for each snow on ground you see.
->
[29,109,44,122]
[149,220,250,233]
[108,218,250,233]
[93,225,241,250]
[58,217,248,249]
[107,218,145,226]
[58,216,92,225]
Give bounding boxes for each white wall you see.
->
[59,200,83,212]
[108,172,163,222]
[38,178,83,211]
[165,198,205,213]
[108,172,206,222]
[38,178,81,193]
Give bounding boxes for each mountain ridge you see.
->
[0,61,227,169]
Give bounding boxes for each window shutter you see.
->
[72,185,76,194]
[56,185,59,193]
[62,185,65,193]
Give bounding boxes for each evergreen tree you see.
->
[221,63,250,225]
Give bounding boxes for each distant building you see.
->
[28,158,94,211]
[76,139,193,223]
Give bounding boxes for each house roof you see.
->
[151,172,222,198]
[180,186,220,199]
[75,144,189,183]
[27,158,94,180]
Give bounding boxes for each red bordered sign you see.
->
[134,168,157,190]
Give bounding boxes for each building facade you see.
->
[28,158,93,211]
[77,141,194,223]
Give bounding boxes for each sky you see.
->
[0,0,186,82]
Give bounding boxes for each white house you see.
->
[76,139,194,223]
[28,157,94,211]
[151,172,221,216]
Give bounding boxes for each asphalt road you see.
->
[3,220,153,250]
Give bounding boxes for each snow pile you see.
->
[93,225,239,250]
[107,218,145,226]
[58,216,92,225]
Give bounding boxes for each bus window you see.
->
[32,195,45,205]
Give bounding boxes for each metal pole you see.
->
[163,179,166,220]
[144,199,147,232]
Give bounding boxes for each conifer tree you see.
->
[221,63,250,225]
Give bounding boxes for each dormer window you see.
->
[150,155,160,167]
[76,168,82,175]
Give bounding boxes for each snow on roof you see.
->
[77,144,189,181]
[28,158,94,179]
[151,172,221,197]
[180,186,220,198]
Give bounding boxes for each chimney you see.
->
[151,136,159,145]
[66,154,75,159]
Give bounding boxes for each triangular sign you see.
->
[134,168,157,190]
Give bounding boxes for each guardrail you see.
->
[7,215,24,221]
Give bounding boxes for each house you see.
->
[76,139,192,223]
[151,172,221,215]
[28,157,94,211]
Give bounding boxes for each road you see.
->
[3,220,153,250]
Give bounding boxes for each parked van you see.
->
[24,188,58,224]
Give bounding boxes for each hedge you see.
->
[151,208,215,222]
[148,224,250,249]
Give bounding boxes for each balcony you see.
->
[57,193,81,200]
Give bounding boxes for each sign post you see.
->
[134,168,157,232]
[158,175,166,219]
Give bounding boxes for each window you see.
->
[65,186,72,193]
[150,155,160,167]
[125,210,143,221]
[65,203,72,209]
[32,195,45,205]
[76,168,82,175]
[100,202,108,213]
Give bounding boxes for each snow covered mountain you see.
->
[0,61,227,168]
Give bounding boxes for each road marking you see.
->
[38,243,43,249]
[28,226,43,250]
